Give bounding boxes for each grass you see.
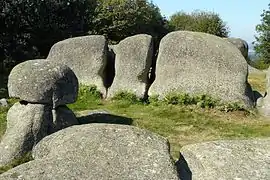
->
[0,98,18,139]
[1,81,270,173]
[248,71,267,94]
[69,86,270,159]
[0,153,33,174]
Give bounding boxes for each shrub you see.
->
[169,10,230,37]
[254,3,270,64]
[162,92,246,112]
[112,91,141,103]
[0,0,96,67]
[164,93,195,105]
[91,0,169,44]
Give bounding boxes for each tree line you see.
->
[0,0,269,73]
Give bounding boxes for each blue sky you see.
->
[152,0,269,46]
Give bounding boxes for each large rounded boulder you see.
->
[0,124,179,180]
[149,31,254,107]
[47,35,108,96]
[107,34,153,99]
[8,59,78,107]
[0,102,52,166]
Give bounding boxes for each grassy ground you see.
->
[248,71,267,94]
[68,87,270,159]
[0,73,270,173]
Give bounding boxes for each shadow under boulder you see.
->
[76,110,133,125]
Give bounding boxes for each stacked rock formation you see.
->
[0,59,79,166]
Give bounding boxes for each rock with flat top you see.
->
[0,124,179,180]
[177,139,270,180]
[8,59,78,107]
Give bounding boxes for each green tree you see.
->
[90,0,169,44]
[0,0,96,71]
[254,3,270,65]
[169,10,230,37]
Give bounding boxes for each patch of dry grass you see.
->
[248,71,267,94]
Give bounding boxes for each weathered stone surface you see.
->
[0,102,52,166]
[150,31,254,107]
[8,59,78,107]
[0,124,179,180]
[0,98,8,107]
[177,139,270,180]
[256,67,270,116]
[47,35,108,96]
[108,34,153,99]
[52,106,79,132]
[225,38,249,59]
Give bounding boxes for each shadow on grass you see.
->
[77,111,133,125]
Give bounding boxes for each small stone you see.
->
[0,98,8,107]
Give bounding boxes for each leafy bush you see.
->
[91,0,169,44]
[164,93,194,105]
[169,10,229,37]
[160,92,246,112]
[254,3,270,64]
[112,91,142,104]
[249,58,269,70]
[0,0,97,67]
[194,94,219,108]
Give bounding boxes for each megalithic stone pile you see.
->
[0,59,79,166]
[46,32,254,107]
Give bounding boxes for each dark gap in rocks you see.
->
[144,38,159,100]
[175,153,192,180]
[19,100,29,105]
[102,44,116,98]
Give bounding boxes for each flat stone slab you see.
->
[178,139,270,180]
